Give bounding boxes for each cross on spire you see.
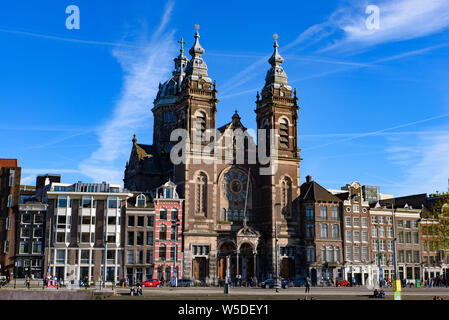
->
[178,37,186,54]
[194,24,200,33]
[273,33,278,40]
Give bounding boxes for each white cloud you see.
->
[386,124,449,196]
[78,1,176,184]
[322,0,449,51]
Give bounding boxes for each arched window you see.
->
[279,118,289,149]
[227,209,232,221]
[159,244,166,261]
[221,208,227,221]
[281,177,292,217]
[336,247,341,262]
[160,224,167,240]
[137,194,146,208]
[194,111,206,143]
[171,209,178,221]
[195,173,207,216]
[160,208,167,220]
[327,246,334,262]
[233,210,239,221]
[321,246,326,262]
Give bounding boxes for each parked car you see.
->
[140,279,161,288]
[336,278,350,287]
[176,279,193,287]
[259,278,290,289]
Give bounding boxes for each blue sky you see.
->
[1,0,449,197]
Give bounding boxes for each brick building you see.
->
[298,176,343,285]
[0,159,21,280]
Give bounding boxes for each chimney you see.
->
[306,175,312,183]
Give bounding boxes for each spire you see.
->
[185,24,211,82]
[263,33,291,91]
[132,134,137,145]
[268,33,284,68]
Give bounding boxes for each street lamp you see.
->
[274,203,281,293]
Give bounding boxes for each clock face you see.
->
[223,170,248,202]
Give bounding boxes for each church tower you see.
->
[254,34,301,277]
[176,25,219,151]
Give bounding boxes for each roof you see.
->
[0,159,18,168]
[299,180,342,203]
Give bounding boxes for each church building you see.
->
[124,26,302,284]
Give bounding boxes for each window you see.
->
[57,196,68,208]
[146,232,153,246]
[306,224,314,238]
[362,246,369,262]
[380,240,386,251]
[361,217,368,228]
[371,226,377,237]
[127,232,134,245]
[423,240,428,252]
[279,118,289,149]
[106,234,116,243]
[353,231,361,242]
[362,231,368,243]
[406,250,412,263]
[160,225,167,240]
[353,205,360,213]
[170,246,176,260]
[128,216,135,227]
[372,239,378,250]
[108,217,117,225]
[80,250,90,264]
[56,250,66,264]
[332,224,339,239]
[81,216,95,225]
[320,224,328,238]
[346,246,352,261]
[147,216,154,227]
[56,232,66,243]
[5,216,11,230]
[137,216,144,227]
[3,240,9,254]
[398,251,404,263]
[378,216,385,224]
[336,247,341,262]
[171,226,177,241]
[19,242,30,254]
[34,214,43,224]
[7,195,13,207]
[82,196,94,208]
[137,250,143,264]
[405,220,411,229]
[159,245,166,261]
[412,220,419,228]
[320,206,327,220]
[171,209,179,221]
[353,246,360,262]
[345,217,352,227]
[194,111,206,142]
[32,242,42,254]
[160,208,167,220]
[388,240,393,252]
[321,247,326,262]
[346,230,352,242]
[146,250,153,264]
[387,227,393,238]
[331,207,338,220]
[127,251,134,264]
[306,246,315,262]
[379,226,385,237]
[385,216,392,224]
[9,170,14,186]
[371,216,377,224]
[414,251,420,263]
[108,196,120,209]
[353,217,360,227]
[413,232,419,244]
[137,195,146,208]
[398,231,404,243]
[405,232,411,244]
[306,206,314,220]
[397,220,403,228]
[136,231,143,246]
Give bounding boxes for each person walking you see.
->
[305,277,311,294]
[26,276,31,289]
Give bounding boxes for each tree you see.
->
[428,192,449,262]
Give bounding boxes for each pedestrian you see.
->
[26,276,31,289]
[305,276,311,294]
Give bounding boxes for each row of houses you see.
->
[1,159,448,286]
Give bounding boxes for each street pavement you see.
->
[110,286,449,300]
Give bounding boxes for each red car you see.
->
[336,279,350,287]
[140,279,161,288]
